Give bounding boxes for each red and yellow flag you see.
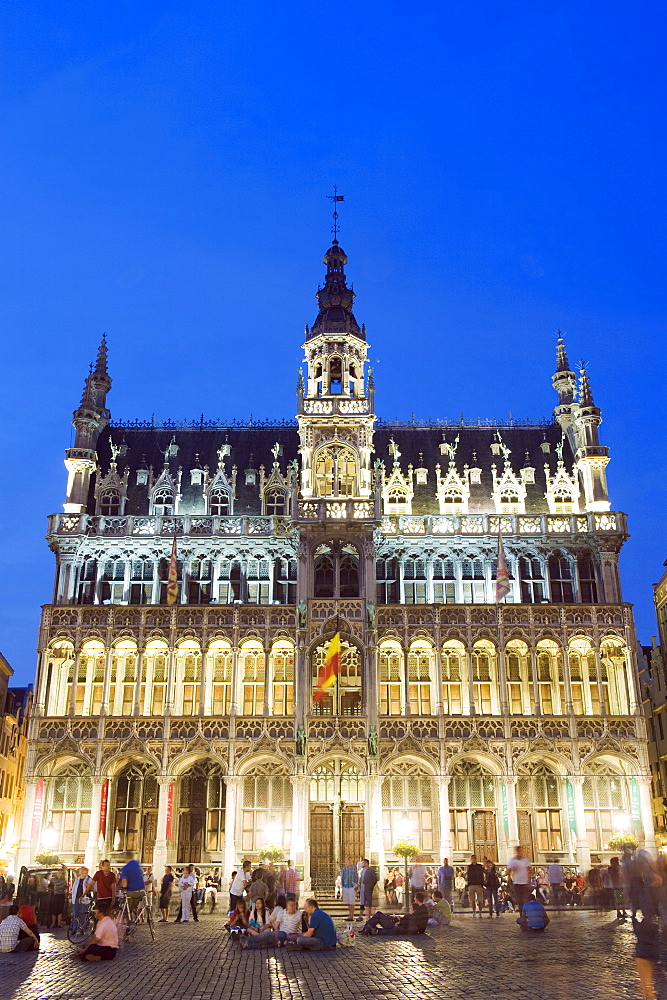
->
[495,534,511,602]
[166,534,178,605]
[314,632,342,703]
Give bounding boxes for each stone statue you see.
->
[110,440,121,463]
[368,726,379,757]
[297,601,307,628]
[271,442,281,462]
[296,725,306,756]
[366,602,376,629]
[556,437,564,464]
[388,438,401,462]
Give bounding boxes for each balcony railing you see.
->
[381,511,627,537]
[47,513,291,538]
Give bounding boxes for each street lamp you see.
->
[614,812,631,833]
[395,812,413,913]
[42,823,58,851]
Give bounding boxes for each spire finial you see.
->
[327,186,344,244]
[578,361,594,405]
[94,333,109,376]
[555,330,571,373]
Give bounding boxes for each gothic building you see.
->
[17,235,653,885]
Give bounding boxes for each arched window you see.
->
[314,446,357,497]
[577,556,598,603]
[311,639,361,716]
[175,640,202,715]
[551,486,576,514]
[450,759,498,859]
[548,554,574,603]
[499,490,521,515]
[144,642,168,715]
[516,761,563,855]
[44,641,75,715]
[519,557,546,604]
[583,761,628,851]
[379,642,403,715]
[241,761,292,854]
[108,640,138,716]
[207,640,233,715]
[271,641,295,716]
[441,488,466,515]
[265,490,287,516]
[600,639,631,715]
[407,641,433,714]
[382,760,435,855]
[177,760,226,863]
[112,762,158,857]
[209,488,230,516]
[152,487,174,516]
[386,487,409,515]
[442,642,465,714]
[99,489,122,516]
[536,640,564,715]
[241,642,265,716]
[48,762,92,856]
[313,542,359,598]
[506,640,531,715]
[568,638,598,715]
[471,643,498,714]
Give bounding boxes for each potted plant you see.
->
[607,833,639,852]
[260,845,284,864]
[34,851,62,866]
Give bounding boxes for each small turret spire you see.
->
[578,364,594,406]
[555,330,570,372]
[94,333,108,375]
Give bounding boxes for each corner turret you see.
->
[63,335,112,513]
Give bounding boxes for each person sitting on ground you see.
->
[517,896,550,933]
[272,897,303,946]
[17,905,40,946]
[78,902,119,961]
[426,890,452,926]
[0,904,39,953]
[229,899,250,936]
[361,892,429,936]
[247,898,271,936]
[286,899,337,951]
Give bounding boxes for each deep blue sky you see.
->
[1,2,665,685]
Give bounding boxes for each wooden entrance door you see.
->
[310,806,334,894]
[341,807,365,861]
[473,811,498,861]
[517,810,533,859]
[142,810,158,859]
[178,811,205,863]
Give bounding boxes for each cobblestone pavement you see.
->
[1,909,663,1000]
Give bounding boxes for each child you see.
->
[633,915,658,1000]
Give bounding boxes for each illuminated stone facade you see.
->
[0,653,30,874]
[18,238,654,884]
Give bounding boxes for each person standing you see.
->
[87,860,117,905]
[143,865,158,913]
[507,846,532,916]
[230,861,252,910]
[633,915,659,1000]
[483,859,501,917]
[409,859,426,897]
[71,867,92,925]
[547,861,564,908]
[159,866,174,922]
[49,868,68,929]
[340,857,359,922]
[359,859,378,921]
[466,856,485,916]
[177,865,197,923]
[204,869,220,911]
[437,858,455,908]
[283,860,299,903]
[609,856,627,921]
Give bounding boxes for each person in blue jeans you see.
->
[286,900,337,951]
[437,858,455,907]
[362,893,429,936]
[118,851,145,916]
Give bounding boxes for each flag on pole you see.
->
[166,534,178,605]
[314,632,342,703]
[495,535,511,602]
[333,195,344,202]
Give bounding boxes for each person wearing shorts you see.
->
[340,858,358,922]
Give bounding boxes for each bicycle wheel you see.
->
[146,905,156,941]
[68,914,95,945]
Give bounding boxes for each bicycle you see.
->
[67,898,96,946]
[118,890,156,941]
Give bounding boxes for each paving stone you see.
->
[0,910,663,1000]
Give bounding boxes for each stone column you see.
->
[132,649,144,717]
[164,647,176,715]
[497,646,509,716]
[152,776,173,871]
[84,779,106,871]
[466,649,476,716]
[230,648,241,716]
[290,774,310,898]
[528,648,540,717]
[222,777,242,878]
[570,776,591,871]
[263,648,271,716]
[198,646,209,717]
[68,649,82,717]
[366,772,385,875]
[434,644,444,715]
[403,648,411,716]
[100,647,113,715]
[504,777,519,851]
[592,646,607,716]
[637,776,658,853]
[436,776,452,858]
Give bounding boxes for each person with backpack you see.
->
[484,859,501,917]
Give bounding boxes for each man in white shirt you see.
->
[0,905,39,952]
[507,846,533,914]
[177,865,197,923]
[230,861,252,909]
[71,867,93,923]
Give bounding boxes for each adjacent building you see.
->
[0,652,31,874]
[17,235,654,886]
[637,565,667,847]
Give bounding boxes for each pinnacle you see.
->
[555,330,571,373]
[578,365,594,406]
[94,333,109,376]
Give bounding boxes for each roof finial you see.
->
[578,362,594,405]
[94,333,109,376]
[555,330,570,373]
[327,186,344,244]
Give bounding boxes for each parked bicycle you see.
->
[67,897,96,946]
[118,890,156,941]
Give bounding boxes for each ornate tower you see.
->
[63,335,112,513]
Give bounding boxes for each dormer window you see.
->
[385,487,409,515]
[136,468,148,485]
[441,489,466,515]
[490,442,502,456]
[551,489,576,514]
[99,489,122,516]
[190,469,203,486]
[265,490,287,516]
[468,468,482,485]
[499,491,521,515]
[209,488,230,516]
[152,487,174,516]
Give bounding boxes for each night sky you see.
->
[1,2,665,685]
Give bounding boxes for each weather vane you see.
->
[327,186,345,243]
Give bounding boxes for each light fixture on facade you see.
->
[42,822,58,850]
